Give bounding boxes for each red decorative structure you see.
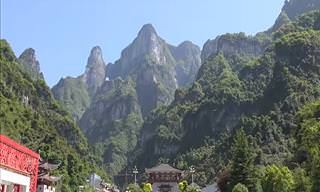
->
[0,135,40,192]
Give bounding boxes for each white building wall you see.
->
[37,185,56,192]
[0,168,30,192]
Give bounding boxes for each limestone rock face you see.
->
[107,24,178,116]
[201,33,268,62]
[52,46,106,120]
[82,46,107,96]
[18,48,44,80]
[170,41,201,86]
[108,24,174,78]
[53,24,202,176]
[201,36,220,61]
[282,0,320,20]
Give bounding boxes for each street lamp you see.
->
[189,165,195,187]
[133,166,138,185]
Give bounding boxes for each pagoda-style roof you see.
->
[39,161,60,170]
[145,164,182,174]
[38,173,62,184]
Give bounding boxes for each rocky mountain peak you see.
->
[137,23,157,38]
[282,0,320,20]
[131,23,165,63]
[83,46,107,95]
[86,46,104,68]
[18,48,43,80]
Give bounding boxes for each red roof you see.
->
[0,134,39,159]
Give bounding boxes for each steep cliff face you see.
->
[18,48,44,80]
[201,33,270,78]
[201,33,269,65]
[107,24,177,116]
[52,77,90,120]
[107,24,200,116]
[265,0,320,35]
[282,0,320,20]
[75,24,201,176]
[170,41,201,86]
[82,46,107,96]
[52,46,106,120]
[108,24,175,78]
[79,78,143,175]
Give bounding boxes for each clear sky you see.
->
[1,0,284,87]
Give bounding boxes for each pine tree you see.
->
[229,129,257,191]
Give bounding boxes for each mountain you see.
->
[82,46,107,96]
[52,46,106,120]
[201,33,270,65]
[80,77,143,175]
[265,0,320,34]
[0,40,108,191]
[169,41,201,86]
[107,24,200,116]
[18,48,44,80]
[78,24,201,176]
[282,0,320,20]
[133,8,320,190]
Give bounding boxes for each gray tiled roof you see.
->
[145,164,182,173]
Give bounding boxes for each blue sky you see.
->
[1,0,284,87]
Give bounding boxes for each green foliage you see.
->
[197,54,245,105]
[135,10,320,189]
[127,184,143,192]
[0,39,108,190]
[52,77,90,120]
[179,180,188,192]
[175,142,217,186]
[296,100,320,190]
[229,129,257,191]
[293,167,312,192]
[142,183,152,192]
[262,165,294,192]
[81,77,144,176]
[232,183,249,192]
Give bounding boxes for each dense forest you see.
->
[0,40,108,190]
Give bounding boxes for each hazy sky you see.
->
[1,0,284,86]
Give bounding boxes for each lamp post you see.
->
[133,166,138,185]
[189,165,195,187]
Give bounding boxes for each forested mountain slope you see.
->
[134,10,320,191]
[0,40,107,191]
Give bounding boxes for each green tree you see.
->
[142,183,152,192]
[232,183,249,192]
[297,100,320,191]
[230,129,257,191]
[262,165,294,192]
[179,180,188,192]
[293,168,312,192]
[127,183,143,192]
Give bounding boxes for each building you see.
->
[37,159,61,192]
[88,173,119,192]
[145,164,183,192]
[0,134,40,192]
[201,184,220,192]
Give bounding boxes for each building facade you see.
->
[0,135,40,192]
[145,164,183,192]
[37,159,61,192]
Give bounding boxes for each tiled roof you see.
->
[145,164,182,173]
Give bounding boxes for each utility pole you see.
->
[189,165,195,187]
[133,166,138,185]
